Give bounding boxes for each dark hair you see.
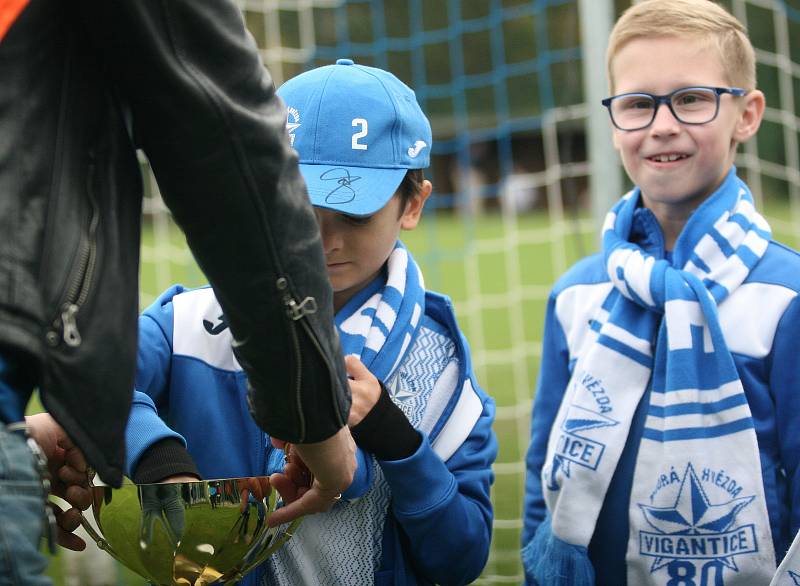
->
[396,169,425,218]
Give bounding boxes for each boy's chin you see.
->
[639,185,715,211]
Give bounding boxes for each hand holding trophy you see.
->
[78,473,302,586]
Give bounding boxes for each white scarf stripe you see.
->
[684,259,708,279]
[375,301,398,328]
[608,248,657,307]
[600,321,653,357]
[644,403,754,431]
[410,303,422,328]
[386,247,409,292]
[665,300,714,352]
[339,294,381,336]
[602,210,618,234]
[754,213,772,232]
[694,233,729,273]
[711,254,752,294]
[714,213,747,245]
[648,380,744,407]
[364,328,388,353]
[743,228,770,258]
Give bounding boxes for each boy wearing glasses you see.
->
[521,1,800,584]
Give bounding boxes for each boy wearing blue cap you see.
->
[124,59,497,586]
[521,1,800,585]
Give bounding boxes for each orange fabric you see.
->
[0,0,29,42]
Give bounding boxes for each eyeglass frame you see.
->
[601,86,747,131]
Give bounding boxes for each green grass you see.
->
[33,202,800,584]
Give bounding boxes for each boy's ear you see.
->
[400,180,433,230]
[733,89,765,143]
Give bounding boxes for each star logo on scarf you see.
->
[789,570,800,585]
[638,463,755,573]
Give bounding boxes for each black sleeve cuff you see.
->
[131,438,201,484]
[350,381,421,461]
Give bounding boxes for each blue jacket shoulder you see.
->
[748,240,800,292]
[143,284,211,314]
[550,252,608,296]
[423,290,480,388]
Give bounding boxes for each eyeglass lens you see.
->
[610,88,719,130]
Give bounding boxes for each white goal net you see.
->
[134,1,799,583]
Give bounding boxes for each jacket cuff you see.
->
[351,381,421,461]
[131,438,200,484]
[378,433,456,516]
[341,448,373,500]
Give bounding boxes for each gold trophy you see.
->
[79,476,300,586]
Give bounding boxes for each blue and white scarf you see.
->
[335,241,426,380]
[529,169,777,585]
[266,241,426,585]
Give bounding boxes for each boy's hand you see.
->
[345,355,381,427]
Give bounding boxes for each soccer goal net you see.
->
[138,1,800,583]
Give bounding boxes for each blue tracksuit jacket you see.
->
[126,284,496,585]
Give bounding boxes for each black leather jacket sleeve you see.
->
[78,1,351,443]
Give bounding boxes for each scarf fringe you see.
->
[523,517,595,586]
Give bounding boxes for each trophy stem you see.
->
[78,512,123,564]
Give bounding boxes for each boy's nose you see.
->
[649,102,680,136]
[319,223,343,255]
[322,234,342,255]
[314,210,342,254]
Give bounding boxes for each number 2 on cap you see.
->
[352,118,368,150]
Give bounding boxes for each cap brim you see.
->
[298,164,407,217]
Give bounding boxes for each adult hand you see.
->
[267,443,311,509]
[345,355,381,427]
[267,425,356,527]
[25,412,92,551]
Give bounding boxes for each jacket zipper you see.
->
[276,276,346,441]
[46,154,100,348]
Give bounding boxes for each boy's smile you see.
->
[610,36,763,246]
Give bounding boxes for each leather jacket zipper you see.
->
[276,276,345,441]
[46,156,100,348]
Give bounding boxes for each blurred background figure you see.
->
[62,521,119,586]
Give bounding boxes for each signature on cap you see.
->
[321,168,361,203]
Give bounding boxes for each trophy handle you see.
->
[78,510,125,564]
[78,469,127,566]
[237,517,303,576]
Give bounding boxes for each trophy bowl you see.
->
[79,476,300,586]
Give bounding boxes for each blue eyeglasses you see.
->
[601,86,746,131]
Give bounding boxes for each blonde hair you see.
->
[607,0,756,92]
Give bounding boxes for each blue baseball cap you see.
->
[277,58,432,217]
